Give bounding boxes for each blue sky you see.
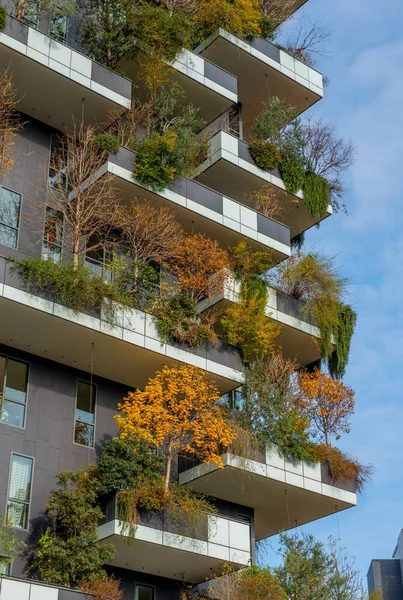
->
[260,0,403,582]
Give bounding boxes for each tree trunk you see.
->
[164,456,172,493]
[16,0,29,20]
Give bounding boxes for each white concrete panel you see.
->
[136,525,163,545]
[265,444,284,469]
[144,336,165,354]
[187,199,222,224]
[90,81,130,108]
[285,458,303,476]
[303,460,321,481]
[163,532,208,555]
[123,329,146,348]
[30,584,58,600]
[285,471,304,488]
[187,51,204,75]
[230,548,251,565]
[229,521,250,552]
[71,50,92,78]
[266,464,286,483]
[309,68,323,88]
[53,303,101,330]
[294,60,309,80]
[221,132,239,155]
[240,205,257,230]
[0,579,30,600]
[48,58,70,77]
[208,542,230,561]
[166,345,206,369]
[280,51,294,71]
[240,224,258,241]
[27,47,49,66]
[3,285,53,314]
[303,478,322,494]
[209,515,229,546]
[49,39,71,67]
[124,307,146,334]
[223,197,240,221]
[223,216,241,232]
[70,70,91,88]
[27,28,50,56]
[144,314,160,340]
[0,32,28,54]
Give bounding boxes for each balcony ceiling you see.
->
[0,46,121,130]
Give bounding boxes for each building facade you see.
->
[368,531,403,600]
[0,1,357,599]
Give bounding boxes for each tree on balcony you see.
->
[45,120,121,268]
[115,364,236,491]
[0,70,24,178]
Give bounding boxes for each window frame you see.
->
[134,583,155,600]
[48,134,67,190]
[42,205,64,262]
[49,11,69,44]
[0,186,22,251]
[0,354,30,430]
[5,453,34,532]
[73,379,97,449]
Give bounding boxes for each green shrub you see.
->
[259,17,276,40]
[303,171,331,218]
[12,257,137,316]
[133,132,177,190]
[90,132,120,154]
[252,97,296,143]
[249,140,281,170]
[279,157,305,194]
[0,6,7,31]
[129,4,196,61]
[330,303,357,380]
[153,292,216,346]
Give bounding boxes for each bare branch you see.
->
[259,0,303,26]
[0,69,24,178]
[119,199,184,266]
[46,120,122,266]
[245,184,287,221]
[282,19,331,67]
[156,0,198,17]
[301,117,356,210]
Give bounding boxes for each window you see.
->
[85,236,113,281]
[50,11,69,43]
[0,356,29,428]
[0,559,11,576]
[74,381,96,447]
[43,207,63,262]
[22,1,39,28]
[48,135,67,189]
[220,387,244,411]
[6,455,33,529]
[0,187,21,249]
[135,584,154,600]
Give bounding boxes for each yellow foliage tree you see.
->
[115,365,236,491]
[0,70,23,177]
[298,368,355,445]
[195,0,262,39]
[221,288,280,362]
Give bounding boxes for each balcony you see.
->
[106,146,291,261]
[0,257,243,393]
[98,494,252,584]
[195,29,323,138]
[199,275,323,367]
[195,131,332,238]
[0,577,89,600]
[119,48,237,125]
[179,444,357,541]
[0,15,131,130]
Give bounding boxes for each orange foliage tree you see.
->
[167,233,230,303]
[298,368,355,445]
[79,573,123,600]
[115,365,236,491]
